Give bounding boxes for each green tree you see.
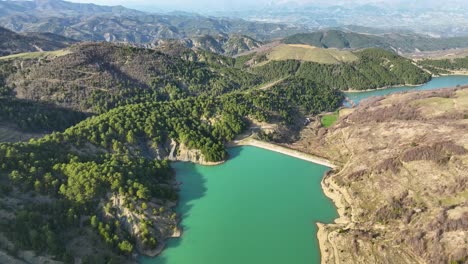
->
[118,240,133,254]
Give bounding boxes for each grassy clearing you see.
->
[411,97,455,115]
[455,89,468,108]
[321,111,339,128]
[267,44,358,64]
[440,190,468,207]
[411,89,468,118]
[0,49,71,61]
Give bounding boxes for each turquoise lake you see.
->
[345,75,468,105]
[139,75,468,264]
[141,146,337,264]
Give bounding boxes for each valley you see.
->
[0,1,467,263]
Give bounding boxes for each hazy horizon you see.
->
[66,0,467,12]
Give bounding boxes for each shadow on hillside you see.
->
[149,147,244,263]
[145,162,207,263]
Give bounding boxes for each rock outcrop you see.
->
[150,139,223,166]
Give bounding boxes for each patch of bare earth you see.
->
[288,87,468,264]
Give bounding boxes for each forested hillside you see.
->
[0,89,343,262]
[0,59,88,137]
[0,43,430,118]
[250,48,431,90]
[418,56,468,75]
[0,41,345,262]
[2,43,262,113]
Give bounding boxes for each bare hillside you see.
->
[289,88,468,264]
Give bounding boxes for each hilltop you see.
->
[0,1,467,263]
[0,26,76,56]
[248,43,358,64]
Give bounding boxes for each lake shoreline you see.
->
[153,145,337,264]
[228,138,336,169]
[345,83,421,93]
[228,139,343,263]
[437,71,468,76]
[345,73,468,94]
[316,171,352,263]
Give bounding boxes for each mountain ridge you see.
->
[150,34,263,56]
[0,26,77,56]
[0,0,307,43]
[0,0,144,17]
[283,30,468,53]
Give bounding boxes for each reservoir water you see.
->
[345,75,468,105]
[139,76,468,264]
[141,146,337,264]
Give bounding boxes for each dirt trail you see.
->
[257,78,287,90]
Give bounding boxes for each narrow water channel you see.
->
[345,75,468,105]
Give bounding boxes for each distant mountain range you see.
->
[149,35,263,56]
[209,2,468,38]
[283,30,468,53]
[0,0,306,42]
[1,0,468,58]
[0,26,77,56]
[0,0,144,17]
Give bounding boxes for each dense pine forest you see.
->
[250,49,431,90]
[0,42,433,262]
[418,56,468,75]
